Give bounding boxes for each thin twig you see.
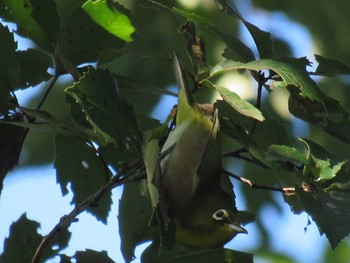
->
[222,148,257,165]
[223,169,295,195]
[36,75,60,110]
[31,158,145,263]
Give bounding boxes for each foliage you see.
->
[1,0,350,262]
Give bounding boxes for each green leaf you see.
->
[56,0,86,18]
[202,80,264,121]
[217,0,273,58]
[312,157,346,181]
[0,213,70,263]
[296,186,350,249]
[62,249,115,263]
[0,24,19,94]
[0,116,26,194]
[325,181,350,192]
[211,59,324,102]
[0,0,59,51]
[288,85,350,144]
[3,106,104,142]
[147,1,254,62]
[267,144,308,164]
[119,181,153,263]
[65,68,142,156]
[315,54,350,75]
[82,0,135,42]
[54,134,112,222]
[57,7,125,66]
[18,49,52,89]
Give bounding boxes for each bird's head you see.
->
[173,192,247,249]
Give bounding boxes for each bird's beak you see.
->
[228,223,248,234]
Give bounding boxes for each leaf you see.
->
[202,80,264,121]
[267,144,308,164]
[147,1,254,62]
[61,249,115,263]
[211,59,324,102]
[216,0,273,58]
[296,186,350,249]
[65,68,142,156]
[142,135,169,225]
[54,134,112,223]
[57,7,125,66]
[0,24,19,95]
[0,213,70,263]
[56,0,86,18]
[3,106,104,142]
[17,49,52,89]
[288,85,350,144]
[0,0,59,51]
[142,246,253,263]
[315,54,350,75]
[82,0,135,42]
[0,116,26,194]
[312,157,346,181]
[74,249,115,263]
[119,181,153,263]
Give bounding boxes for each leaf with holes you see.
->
[296,187,350,249]
[54,134,112,223]
[66,68,142,158]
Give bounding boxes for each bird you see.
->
[159,52,247,249]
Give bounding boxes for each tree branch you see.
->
[31,158,145,263]
[223,169,295,195]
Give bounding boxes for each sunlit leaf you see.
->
[83,0,135,42]
[312,157,346,181]
[211,59,324,102]
[267,144,308,164]
[202,80,264,121]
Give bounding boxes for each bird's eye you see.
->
[212,209,228,221]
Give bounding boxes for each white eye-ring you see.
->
[212,209,228,221]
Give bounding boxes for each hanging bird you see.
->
[159,52,247,249]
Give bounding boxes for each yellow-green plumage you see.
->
[160,52,247,249]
